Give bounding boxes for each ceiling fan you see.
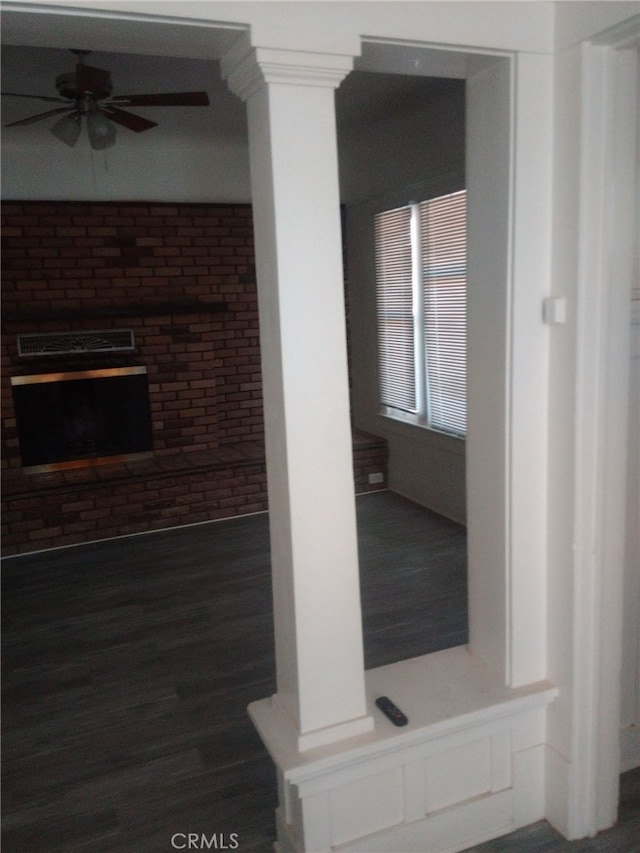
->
[2,50,210,150]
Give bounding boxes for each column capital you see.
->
[221,31,356,101]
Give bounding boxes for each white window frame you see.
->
[375,189,467,438]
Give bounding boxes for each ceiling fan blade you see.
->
[5,107,74,127]
[2,92,69,103]
[75,62,111,95]
[99,105,158,133]
[109,91,210,107]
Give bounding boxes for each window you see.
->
[375,189,467,437]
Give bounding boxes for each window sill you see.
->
[379,412,466,454]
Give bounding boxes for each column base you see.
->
[254,692,375,753]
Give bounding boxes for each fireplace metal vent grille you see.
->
[17,330,135,357]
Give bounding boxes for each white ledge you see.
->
[248,646,558,786]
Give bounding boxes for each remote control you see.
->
[375,695,408,726]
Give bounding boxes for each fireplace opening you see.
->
[11,366,153,472]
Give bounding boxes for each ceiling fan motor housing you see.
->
[55,71,113,101]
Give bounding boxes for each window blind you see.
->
[375,189,467,436]
[419,190,467,435]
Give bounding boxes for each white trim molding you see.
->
[568,18,639,837]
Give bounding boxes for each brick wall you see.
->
[2,201,262,455]
[1,201,386,555]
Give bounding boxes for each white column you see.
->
[222,34,373,751]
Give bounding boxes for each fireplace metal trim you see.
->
[11,365,147,386]
[23,451,154,475]
[10,365,153,473]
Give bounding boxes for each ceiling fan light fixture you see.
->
[50,113,81,147]
[86,108,116,150]
[4,50,210,150]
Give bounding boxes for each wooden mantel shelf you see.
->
[2,301,229,326]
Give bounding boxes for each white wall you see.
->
[1,133,251,201]
[344,84,467,523]
[338,80,465,207]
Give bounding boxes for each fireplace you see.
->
[10,366,153,472]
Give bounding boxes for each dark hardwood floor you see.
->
[2,491,637,852]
